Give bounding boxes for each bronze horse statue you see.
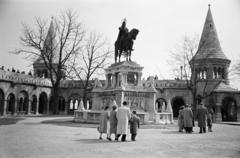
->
[114,28,139,63]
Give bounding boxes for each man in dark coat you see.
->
[183,104,194,133]
[129,111,140,141]
[196,103,208,133]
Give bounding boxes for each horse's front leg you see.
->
[129,51,131,61]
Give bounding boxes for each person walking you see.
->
[196,103,208,133]
[116,101,131,141]
[178,106,184,132]
[129,111,140,141]
[183,104,194,133]
[109,105,118,140]
[98,106,110,140]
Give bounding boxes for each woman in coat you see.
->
[98,106,110,140]
[183,104,193,133]
[109,105,118,140]
[178,106,184,132]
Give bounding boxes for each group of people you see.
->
[98,101,140,141]
[178,103,213,133]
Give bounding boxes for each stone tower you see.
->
[33,17,58,78]
[190,4,231,103]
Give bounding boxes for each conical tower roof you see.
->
[193,5,229,61]
[34,17,58,65]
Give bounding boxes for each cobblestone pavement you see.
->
[0,117,240,158]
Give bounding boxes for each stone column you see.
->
[208,67,213,79]
[46,100,50,115]
[138,72,142,86]
[64,101,68,115]
[14,99,18,115]
[27,100,31,115]
[215,103,222,122]
[237,106,240,121]
[36,101,39,115]
[120,91,124,107]
[3,99,7,116]
[112,73,116,88]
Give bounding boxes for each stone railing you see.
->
[0,69,52,87]
[154,112,174,124]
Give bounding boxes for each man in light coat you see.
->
[116,101,131,141]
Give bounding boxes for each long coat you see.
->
[183,107,193,127]
[116,106,131,135]
[109,110,118,134]
[196,106,208,128]
[178,109,184,128]
[129,114,140,134]
[99,111,109,133]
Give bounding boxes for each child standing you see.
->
[129,111,140,141]
[207,108,214,132]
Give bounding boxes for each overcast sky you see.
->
[0,0,240,87]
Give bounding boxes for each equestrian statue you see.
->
[114,19,139,63]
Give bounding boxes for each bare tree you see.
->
[67,32,112,108]
[14,10,85,114]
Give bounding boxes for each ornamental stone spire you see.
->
[193,4,229,61]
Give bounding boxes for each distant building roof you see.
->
[213,82,239,93]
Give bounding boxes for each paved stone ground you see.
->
[0,117,240,158]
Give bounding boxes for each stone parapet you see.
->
[0,69,51,87]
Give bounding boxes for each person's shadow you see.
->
[74,138,133,144]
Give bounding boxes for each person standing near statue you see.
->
[196,103,208,133]
[116,101,131,141]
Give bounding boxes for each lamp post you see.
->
[180,66,183,80]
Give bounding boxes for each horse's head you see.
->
[129,28,139,40]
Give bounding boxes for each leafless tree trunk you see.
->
[14,10,85,114]
[67,32,112,108]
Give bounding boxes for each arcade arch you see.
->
[7,93,15,115]
[221,97,237,122]
[0,89,4,115]
[31,95,37,114]
[171,97,185,117]
[59,96,65,113]
[18,91,29,114]
[155,98,167,112]
[39,92,48,114]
